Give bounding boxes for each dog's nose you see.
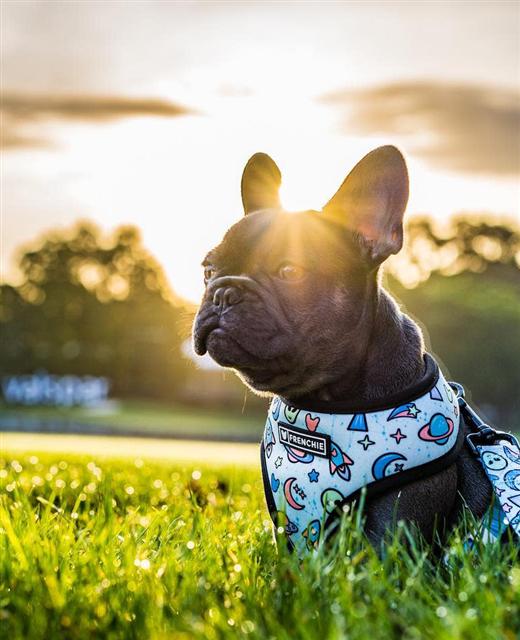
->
[212,286,243,311]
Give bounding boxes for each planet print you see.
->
[284,445,314,464]
[275,511,298,535]
[418,413,454,445]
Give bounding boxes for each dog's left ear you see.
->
[241,152,282,215]
[323,145,409,265]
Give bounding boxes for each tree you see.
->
[0,222,190,400]
[385,216,520,429]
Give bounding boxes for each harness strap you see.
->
[451,382,520,540]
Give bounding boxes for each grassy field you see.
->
[1,433,259,466]
[0,400,265,440]
[1,444,519,640]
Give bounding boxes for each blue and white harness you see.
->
[260,356,520,554]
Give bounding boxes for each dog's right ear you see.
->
[241,152,282,215]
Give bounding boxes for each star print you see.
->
[275,457,283,468]
[502,503,512,513]
[308,469,319,483]
[408,405,420,418]
[495,487,504,497]
[394,463,405,473]
[390,428,407,444]
[358,434,375,450]
[294,484,307,500]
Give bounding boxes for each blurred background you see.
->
[1,1,519,443]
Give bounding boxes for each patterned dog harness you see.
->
[260,354,520,554]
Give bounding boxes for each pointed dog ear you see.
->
[323,146,409,264]
[241,152,282,215]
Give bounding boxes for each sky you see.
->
[2,0,519,303]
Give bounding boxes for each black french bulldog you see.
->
[193,146,490,547]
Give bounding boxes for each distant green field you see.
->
[0,399,265,440]
[1,432,259,466]
[1,447,518,639]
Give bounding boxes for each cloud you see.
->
[1,94,195,150]
[322,81,520,176]
[1,131,52,151]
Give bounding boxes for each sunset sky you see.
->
[2,1,519,302]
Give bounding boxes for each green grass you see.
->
[1,451,519,640]
[0,399,264,439]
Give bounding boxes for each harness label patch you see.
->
[278,422,330,458]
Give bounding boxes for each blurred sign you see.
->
[1,371,110,407]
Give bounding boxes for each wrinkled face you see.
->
[193,209,373,397]
[193,145,409,398]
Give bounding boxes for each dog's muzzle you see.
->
[193,275,263,355]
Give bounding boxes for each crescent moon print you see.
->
[503,445,520,465]
[284,477,305,510]
[372,452,407,480]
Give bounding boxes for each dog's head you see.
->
[193,146,409,398]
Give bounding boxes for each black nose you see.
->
[212,286,243,311]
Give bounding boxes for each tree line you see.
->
[1,216,518,428]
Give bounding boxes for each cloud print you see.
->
[323,81,520,176]
[1,94,194,149]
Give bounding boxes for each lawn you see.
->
[0,400,265,440]
[1,445,519,640]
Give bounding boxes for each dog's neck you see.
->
[289,285,425,406]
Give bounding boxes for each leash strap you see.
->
[451,382,520,538]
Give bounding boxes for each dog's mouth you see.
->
[205,326,269,369]
[194,319,295,388]
[195,322,321,397]
[193,317,219,356]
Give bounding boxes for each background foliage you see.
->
[1,216,519,427]
[0,224,190,400]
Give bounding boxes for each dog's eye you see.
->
[203,266,215,283]
[277,262,305,282]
